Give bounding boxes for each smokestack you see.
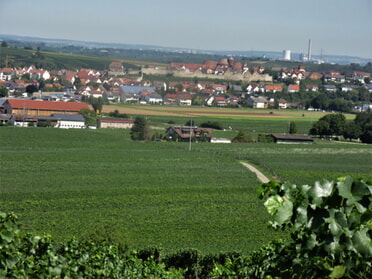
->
[308,39,312,61]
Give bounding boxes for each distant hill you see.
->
[1,34,371,65]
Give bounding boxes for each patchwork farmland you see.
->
[1,109,371,256]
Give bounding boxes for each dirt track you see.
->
[240,162,270,183]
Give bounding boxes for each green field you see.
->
[0,127,283,255]
[1,125,371,256]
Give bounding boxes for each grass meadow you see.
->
[1,113,371,255]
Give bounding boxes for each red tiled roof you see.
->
[215,96,227,101]
[265,85,283,91]
[5,99,89,112]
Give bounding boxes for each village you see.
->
[0,58,372,129]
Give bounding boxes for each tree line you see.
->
[309,111,372,143]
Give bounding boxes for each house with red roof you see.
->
[163,93,177,105]
[176,92,192,106]
[305,84,319,92]
[288,84,300,93]
[265,85,283,93]
[214,96,228,106]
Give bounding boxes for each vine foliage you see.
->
[254,177,372,278]
[1,177,371,278]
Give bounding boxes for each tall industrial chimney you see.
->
[308,39,312,61]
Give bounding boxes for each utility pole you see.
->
[189,119,192,151]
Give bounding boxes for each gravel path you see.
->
[240,162,270,183]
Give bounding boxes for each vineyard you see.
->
[1,125,371,258]
[0,127,283,255]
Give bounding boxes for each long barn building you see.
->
[2,99,90,116]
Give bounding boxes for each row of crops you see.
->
[1,125,371,256]
[0,127,284,255]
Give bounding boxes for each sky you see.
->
[0,0,371,59]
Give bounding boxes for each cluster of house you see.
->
[1,62,372,111]
[0,98,90,128]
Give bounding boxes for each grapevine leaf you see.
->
[295,202,308,228]
[325,239,342,257]
[306,233,318,250]
[309,180,334,207]
[367,185,372,195]
[337,177,369,213]
[312,180,334,197]
[329,265,346,278]
[275,198,293,226]
[264,195,283,215]
[6,255,18,269]
[325,209,343,237]
[0,230,14,243]
[352,228,372,257]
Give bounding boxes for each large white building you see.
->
[283,50,291,61]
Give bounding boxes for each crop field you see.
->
[1,109,371,255]
[190,142,372,186]
[103,104,355,136]
[0,127,284,255]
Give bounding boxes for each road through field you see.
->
[240,162,270,183]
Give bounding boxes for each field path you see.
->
[240,162,270,183]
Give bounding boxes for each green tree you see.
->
[355,111,372,143]
[309,113,346,138]
[232,131,251,143]
[91,97,104,114]
[130,116,151,141]
[0,86,8,97]
[288,122,297,134]
[310,93,329,110]
[328,98,352,113]
[192,96,204,106]
[79,108,96,127]
[309,119,331,138]
[343,121,362,141]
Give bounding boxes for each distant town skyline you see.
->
[0,0,371,59]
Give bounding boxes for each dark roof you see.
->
[271,134,313,141]
[120,86,155,94]
[98,119,134,123]
[52,113,85,121]
[167,126,212,139]
[0,114,12,120]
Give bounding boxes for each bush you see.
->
[232,130,252,143]
[109,109,128,118]
[199,121,223,130]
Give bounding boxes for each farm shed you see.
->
[0,114,14,125]
[52,114,85,129]
[271,134,314,144]
[97,118,134,129]
[166,126,212,142]
[3,99,90,116]
[211,137,231,143]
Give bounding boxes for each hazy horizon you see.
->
[1,0,371,59]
